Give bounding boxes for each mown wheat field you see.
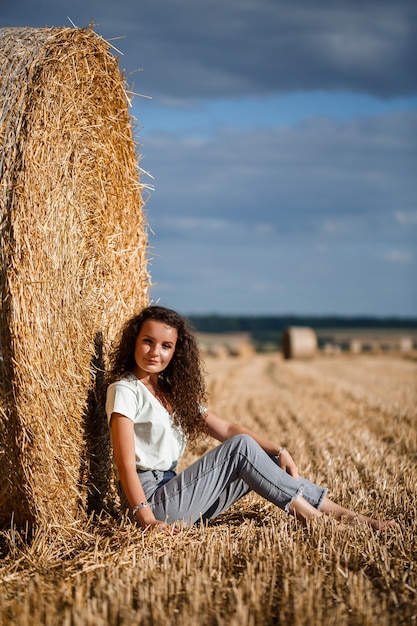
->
[0,352,415,625]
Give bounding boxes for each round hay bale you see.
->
[234,341,255,358]
[0,26,150,526]
[349,339,362,354]
[282,327,317,360]
[398,336,413,352]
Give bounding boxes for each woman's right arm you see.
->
[110,413,176,532]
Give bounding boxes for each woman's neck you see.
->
[131,367,159,387]
[130,367,172,406]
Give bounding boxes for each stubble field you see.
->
[0,352,416,625]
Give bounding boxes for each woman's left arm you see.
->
[203,410,299,479]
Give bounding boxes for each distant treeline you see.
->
[187,314,417,347]
[187,314,417,333]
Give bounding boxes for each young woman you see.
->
[106,305,396,534]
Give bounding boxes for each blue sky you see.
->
[2,1,416,316]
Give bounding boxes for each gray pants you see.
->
[118,434,328,526]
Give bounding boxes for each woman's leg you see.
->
[148,434,326,525]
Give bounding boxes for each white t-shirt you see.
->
[106,373,187,472]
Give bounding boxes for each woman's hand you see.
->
[278,449,299,480]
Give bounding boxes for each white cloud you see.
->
[322,218,358,236]
[395,210,417,226]
[382,250,414,264]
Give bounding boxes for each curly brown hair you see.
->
[106,305,208,442]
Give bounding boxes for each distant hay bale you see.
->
[233,341,255,358]
[349,339,362,354]
[398,336,413,352]
[208,344,229,359]
[282,327,317,360]
[197,332,255,358]
[0,26,149,526]
[322,342,342,356]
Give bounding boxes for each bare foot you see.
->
[289,495,396,531]
[361,516,396,531]
[343,514,396,530]
[319,497,396,531]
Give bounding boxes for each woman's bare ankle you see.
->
[289,495,323,523]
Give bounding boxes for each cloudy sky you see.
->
[2,1,417,316]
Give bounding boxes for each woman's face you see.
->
[132,319,178,378]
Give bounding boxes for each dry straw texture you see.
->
[0,26,149,527]
[0,353,416,625]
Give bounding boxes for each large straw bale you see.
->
[282,327,317,360]
[0,27,149,526]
